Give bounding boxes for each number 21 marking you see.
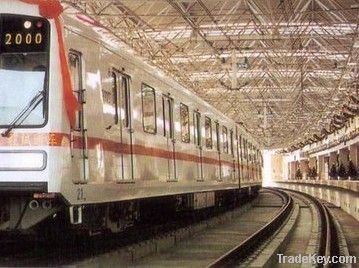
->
[77,188,86,201]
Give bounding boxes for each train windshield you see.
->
[0,15,50,128]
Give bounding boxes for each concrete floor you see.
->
[274,197,312,268]
[132,192,283,267]
[331,208,359,262]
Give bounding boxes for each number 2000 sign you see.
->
[5,33,43,46]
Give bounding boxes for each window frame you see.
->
[215,121,220,152]
[222,125,228,154]
[120,73,131,129]
[180,103,190,143]
[141,83,157,134]
[205,116,213,149]
[193,111,201,146]
[111,71,119,125]
[111,70,131,128]
[162,94,174,139]
[239,135,243,160]
[248,143,252,162]
[243,139,247,160]
[69,50,84,131]
[230,129,234,156]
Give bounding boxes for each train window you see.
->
[120,74,131,128]
[244,140,248,160]
[230,129,234,156]
[69,51,83,130]
[69,54,81,93]
[110,72,119,124]
[162,95,174,139]
[215,121,220,152]
[193,111,201,146]
[243,139,247,160]
[112,71,131,128]
[249,143,252,162]
[180,103,190,143]
[205,117,213,149]
[141,84,156,134]
[252,145,255,162]
[222,126,228,154]
[239,136,243,160]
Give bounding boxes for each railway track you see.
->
[209,188,345,268]
[207,188,293,267]
[282,189,341,267]
[0,193,258,267]
[120,188,348,268]
[0,188,352,267]
[73,189,290,267]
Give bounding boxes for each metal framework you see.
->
[62,0,359,149]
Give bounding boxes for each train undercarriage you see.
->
[0,186,260,236]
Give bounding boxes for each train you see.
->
[0,0,262,234]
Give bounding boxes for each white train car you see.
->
[0,0,262,233]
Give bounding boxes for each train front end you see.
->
[0,1,66,233]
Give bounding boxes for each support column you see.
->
[290,161,297,180]
[300,159,310,180]
[324,156,330,180]
[349,143,359,170]
[308,157,317,180]
[318,155,325,180]
[329,152,338,179]
[349,143,358,180]
[339,148,350,168]
[338,148,349,179]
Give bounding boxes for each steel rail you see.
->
[207,188,294,268]
[279,188,340,268]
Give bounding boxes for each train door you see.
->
[69,50,89,183]
[113,70,133,181]
[162,95,176,181]
[193,111,203,181]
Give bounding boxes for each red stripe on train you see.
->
[0,133,243,168]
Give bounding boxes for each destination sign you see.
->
[1,15,49,53]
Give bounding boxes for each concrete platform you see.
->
[272,180,359,221]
